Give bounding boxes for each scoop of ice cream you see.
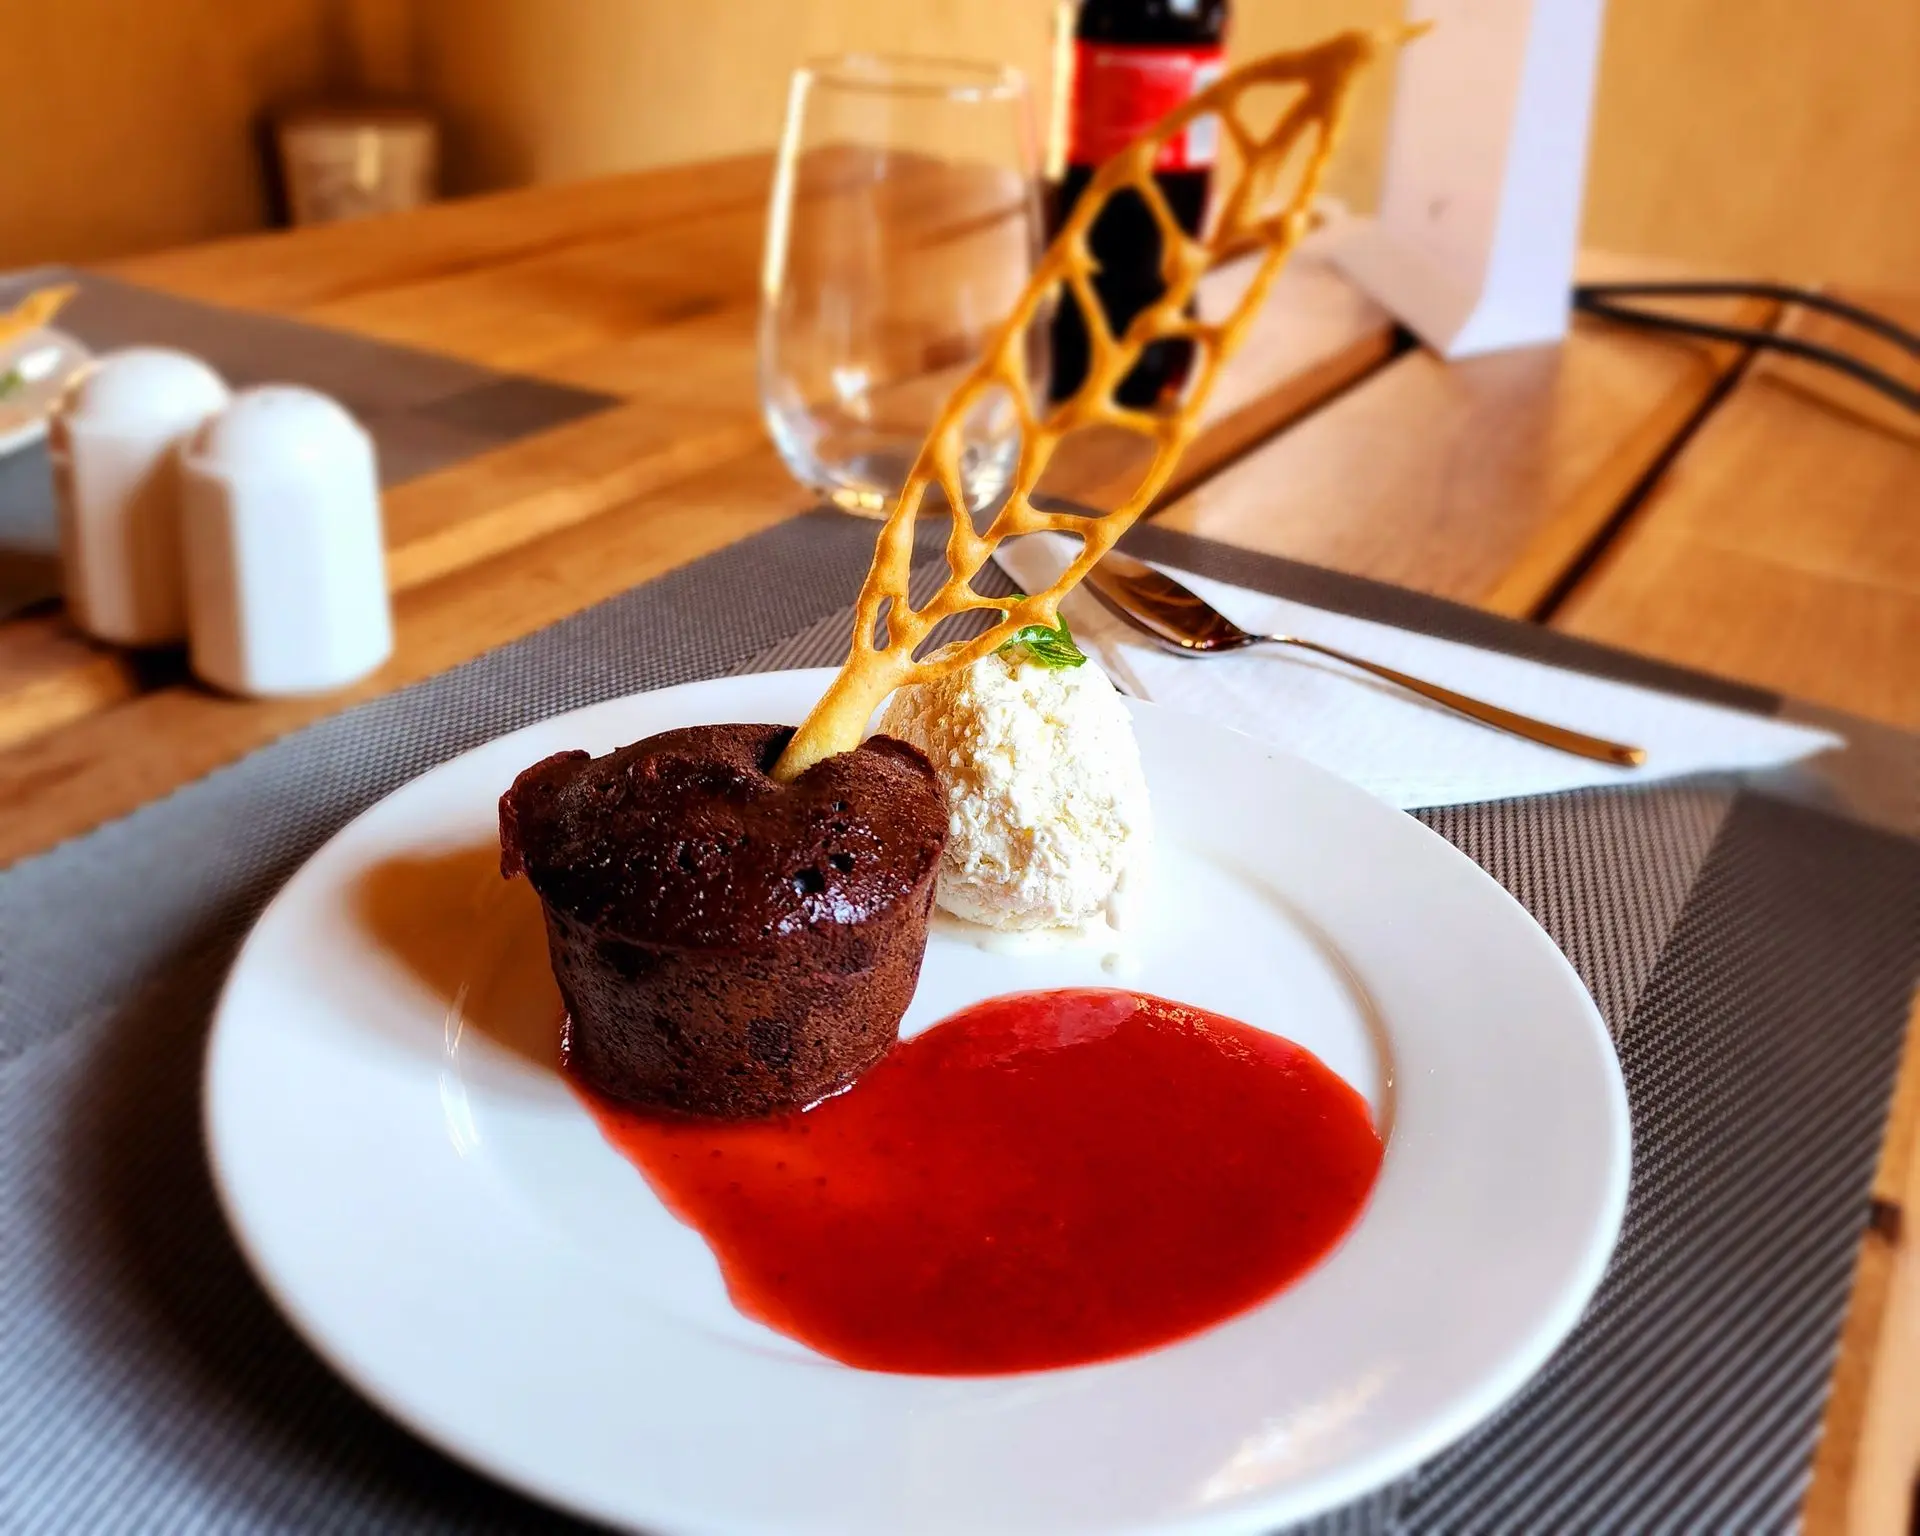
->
[875,648,1151,933]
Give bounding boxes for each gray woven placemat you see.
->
[3,511,1916,1534]
[0,265,619,616]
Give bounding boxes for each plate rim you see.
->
[0,326,90,455]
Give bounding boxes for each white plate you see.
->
[205,668,1629,1536]
[0,327,90,455]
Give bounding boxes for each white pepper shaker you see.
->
[49,348,231,645]
[179,385,393,697]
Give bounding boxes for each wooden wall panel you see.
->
[0,0,413,268]
[397,0,1920,290]
[4,1,1917,293]
[1583,0,1920,290]
[410,0,1399,225]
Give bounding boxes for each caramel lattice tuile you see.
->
[773,26,1417,782]
[0,284,76,350]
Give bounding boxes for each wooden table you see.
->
[5,152,1916,1531]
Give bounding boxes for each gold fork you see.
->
[1081,551,1646,768]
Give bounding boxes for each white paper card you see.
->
[1327,0,1607,357]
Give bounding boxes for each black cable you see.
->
[1572,280,1920,416]
[1576,280,1920,357]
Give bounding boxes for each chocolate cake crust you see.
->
[500,724,945,1117]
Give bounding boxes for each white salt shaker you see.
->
[49,348,231,645]
[179,386,393,696]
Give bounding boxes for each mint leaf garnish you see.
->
[997,607,1087,669]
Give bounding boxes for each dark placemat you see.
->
[2,511,1916,1534]
[0,265,619,616]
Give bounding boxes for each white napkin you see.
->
[996,534,1841,810]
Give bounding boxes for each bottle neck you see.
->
[1073,0,1227,47]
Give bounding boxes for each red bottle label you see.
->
[1067,41,1226,171]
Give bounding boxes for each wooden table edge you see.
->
[1805,989,1920,1535]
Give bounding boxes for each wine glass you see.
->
[760,55,1047,518]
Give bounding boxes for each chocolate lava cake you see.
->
[499,723,946,1117]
